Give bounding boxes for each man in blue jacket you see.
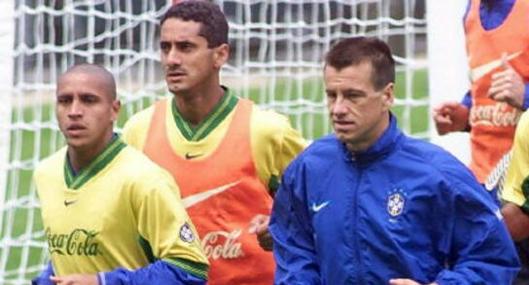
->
[269,36,520,284]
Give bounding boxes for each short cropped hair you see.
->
[60,63,117,100]
[161,1,229,48]
[325,37,395,90]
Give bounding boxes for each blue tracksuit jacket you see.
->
[270,115,520,284]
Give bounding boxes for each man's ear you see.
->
[381,82,394,111]
[213,43,229,69]
[111,99,121,122]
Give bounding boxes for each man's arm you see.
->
[48,260,205,285]
[432,100,470,135]
[502,202,529,241]
[100,260,206,285]
[130,172,208,284]
[501,112,529,240]
[252,111,307,251]
[269,161,320,284]
[434,181,519,284]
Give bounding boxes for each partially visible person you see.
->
[502,111,529,239]
[433,0,529,186]
[433,1,529,283]
[32,64,208,285]
[501,110,529,284]
[122,1,306,284]
[270,36,520,285]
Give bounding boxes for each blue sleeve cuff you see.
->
[460,91,472,109]
[31,262,54,285]
[103,260,206,285]
[522,83,529,111]
[98,272,106,285]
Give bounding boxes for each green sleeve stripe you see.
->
[520,176,529,215]
[268,174,280,196]
[163,257,208,280]
[138,236,156,263]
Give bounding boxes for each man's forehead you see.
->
[59,70,109,85]
[161,18,202,36]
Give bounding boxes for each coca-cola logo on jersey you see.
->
[201,229,244,260]
[45,227,101,256]
[470,102,521,127]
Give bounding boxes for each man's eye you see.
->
[57,97,70,104]
[160,43,171,52]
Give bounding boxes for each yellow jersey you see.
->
[34,137,209,278]
[502,111,529,209]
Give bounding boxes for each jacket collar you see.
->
[340,113,402,164]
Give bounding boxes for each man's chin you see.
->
[168,85,188,94]
[335,131,353,142]
[65,137,89,149]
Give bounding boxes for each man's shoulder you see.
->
[35,147,67,175]
[250,103,292,131]
[400,135,458,163]
[249,103,306,145]
[122,102,159,147]
[517,110,529,132]
[399,136,479,188]
[114,145,173,181]
[123,103,157,129]
[291,135,339,164]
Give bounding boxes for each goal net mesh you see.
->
[0,0,426,283]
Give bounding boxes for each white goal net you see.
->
[0,0,428,283]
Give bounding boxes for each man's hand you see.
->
[432,102,469,135]
[389,278,438,285]
[488,53,525,110]
[50,274,98,285]
[248,214,273,251]
[502,202,529,241]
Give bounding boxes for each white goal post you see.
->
[0,1,471,284]
[426,0,470,164]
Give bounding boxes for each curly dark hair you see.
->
[161,1,228,48]
[325,37,395,91]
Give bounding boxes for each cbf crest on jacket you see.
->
[270,115,520,284]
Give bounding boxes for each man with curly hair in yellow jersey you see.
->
[32,63,208,285]
[122,1,306,284]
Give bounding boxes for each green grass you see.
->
[1,68,428,282]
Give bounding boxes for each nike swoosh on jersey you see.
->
[185,152,203,160]
[470,51,522,82]
[64,200,77,206]
[311,201,330,212]
[182,181,241,208]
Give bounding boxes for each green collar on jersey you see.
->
[64,135,126,190]
[171,87,239,141]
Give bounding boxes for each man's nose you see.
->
[166,48,182,66]
[331,97,348,115]
[68,100,83,117]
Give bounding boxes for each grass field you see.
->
[0,68,428,283]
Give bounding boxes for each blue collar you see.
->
[464,0,516,30]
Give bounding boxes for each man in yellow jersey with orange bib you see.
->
[433,1,529,283]
[122,1,306,284]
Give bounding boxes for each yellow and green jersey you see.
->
[503,111,529,209]
[34,137,208,278]
[122,90,307,193]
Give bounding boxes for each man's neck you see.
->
[174,85,225,127]
[482,0,495,9]
[67,133,114,173]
